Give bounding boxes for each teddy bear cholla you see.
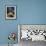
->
[8,32,16,41]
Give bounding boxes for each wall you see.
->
[0,0,46,44]
[19,0,46,24]
[0,0,18,44]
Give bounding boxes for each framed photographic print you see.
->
[6,5,16,19]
